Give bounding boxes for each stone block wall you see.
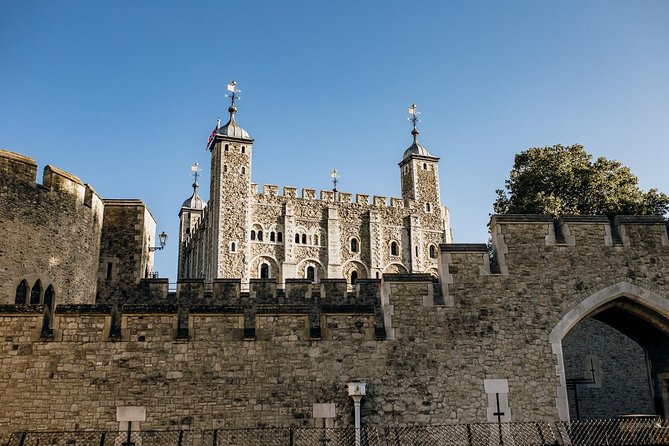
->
[0,150,104,306]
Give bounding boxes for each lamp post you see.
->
[348,382,366,446]
[149,231,168,252]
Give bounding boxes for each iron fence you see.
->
[8,419,669,446]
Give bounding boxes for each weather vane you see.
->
[191,162,201,185]
[225,80,241,107]
[408,103,420,130]
[330,169,339,193]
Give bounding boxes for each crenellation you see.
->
[373,195,386,206]
[320,190,335,201]
[338,192,352,203]
[0,149,37,183]
[356,194,369,204]
[263,184,279,196]
[302,188,316,199]
[390,197,404,207]
[283,186,297,198]
[43,164,86,199]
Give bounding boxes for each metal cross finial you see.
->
[225,80,241,109]
[330,169,339,193]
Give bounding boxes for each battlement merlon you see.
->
[440,214,669,285]
[248,183,422,209]
[0,149,37,183]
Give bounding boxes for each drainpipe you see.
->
[348,382,366,446]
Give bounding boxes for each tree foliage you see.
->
[493,144,669,217]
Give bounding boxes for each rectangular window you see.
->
[106,262,113,280]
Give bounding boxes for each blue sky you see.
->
[2,1,668,281]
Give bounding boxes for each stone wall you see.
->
[96,200,156,304]
[1,215,669,441]
[0,150,104,306]
[563,318,654,419]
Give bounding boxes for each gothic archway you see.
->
[550,282,669,421]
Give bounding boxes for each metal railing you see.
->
[8,419,669,446]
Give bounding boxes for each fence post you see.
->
[535,423,546,446]
[211,430,217,446]
[178,430,184,446]
[466,424,473,446]
[18,432,27,446]
[99,432,106,446]
[288,427,294,446]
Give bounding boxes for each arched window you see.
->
[295,233,300,243]
[423,163,428,170]
[260,263,269,279]
[350,271,358,285]
[241,167,246,175]
[30,280,42,305]
[390,241,399,256]
[306,266,315,282]
[429,245,437,259]
[425,202,431,212]
[225,144,229,152]
[258,230,263,241]
[44,285,55,311]
[231,242,236,252]
[251,230,256,241]
[277,232,283,242]
[241,146,246,153]
[15,280,28,304]
[270,231,275,242]
[223,164,228,173]
[375,272,380,279]
[350,238,358,253]
[301,234,306,244]
[313,235,319,246]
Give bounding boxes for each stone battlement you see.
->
[439,214,669,304]
[251,183,410,208]
[0,150,105,305]
[0,275,442,344]
[0,149,102,210]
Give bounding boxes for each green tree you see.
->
[493,144,669,217]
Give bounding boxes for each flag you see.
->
[408,104,416,115]
[191,163,199,172]
[206,126,217,150]
[227,81,236,92]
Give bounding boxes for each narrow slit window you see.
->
[106,262,113,280]
[301,234,307,244]
[391,241,399,256]
[251,230,256,241]
[258,230,263,241]
[277,232,283,242]
[295,233,300,243]
[15,280,28,304]
[270,232,275,242]
[30,280,42,305]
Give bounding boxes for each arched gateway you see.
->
[550,282,669,421]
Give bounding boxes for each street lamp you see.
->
[149,231,168,252]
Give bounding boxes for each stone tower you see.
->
[398,105,450,272]
[207,88,254,282]
[177,172,205,279]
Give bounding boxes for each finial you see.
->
[330,169,339,193]
[190,162,201,191]
[225,80,241,115]
[408,103,420,143]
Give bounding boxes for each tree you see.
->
[493,144,669,217]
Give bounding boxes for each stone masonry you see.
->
[178,103,452,286]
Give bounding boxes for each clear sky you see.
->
[2,1,668,281]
